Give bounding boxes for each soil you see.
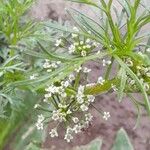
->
[31,1,150,150]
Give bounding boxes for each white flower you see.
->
[146,48,150,52]
[88,31,91,34]
[73,27,79,32]
[77,96,84,104]
[43,60,51,68]
[76,85,85,103]
[52,111,60,121]
[55,39,62,47]
[72,117,79,123]
[45,85,59,94]
[62,81,70,87]
[56,61,61,65]
[97,76,105,85]
[146,72,150,77]
[30,74,37,80]
[80,104,88,111]
[93,42,99,47]
[81,51,87,57]
[85,113,93,122]
[49,128,58,137]
[51,62,58,69]
[83,67,91,73]
[64,133,73,142]
[86,45,91,49]
[80,41,84,45]
[96,50,101,54]
[86,39,90,43]
[111,84,118,92]
[69,74,75,82]
[43,98,48,103]
[37,114,44,122]
[69,44,75,54]
[44,93,52,98]
[102,59,111,66]
[36,114,44,130]
[126,58,133,67]
[34,104,40,109]
[136,66,141,70]
[73,124,81,133]
[86,83,96,87]
[75,66,82,72]
[66,109,72,115]
[140,78,144,84]
[74,42,79,46]
[47,69,52,72]
[144,83,149,91]
[59,112,67,122]
[66,127,73,134]
[128,79,135,85]
[87,95,95,103]
[60,92,67,98]
[103,112,110,120]
[83,45,86,49]
[102,59,106,66]
[36,122,44,130]
[143,67,149,74]
[58,86,65,93]
[72,33,78,38]
[58,103,67,109]
[78,85,85,94]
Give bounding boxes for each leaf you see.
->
[111,128,134,150]
[10,52,108,88]
[117,68,127,102]
[74,138,102,150]
[67,0,99,8]
[115,55,150,115]
[127,94,141,129]
[24,143,40,150]
[37,42,73,61]
[116,0,130,17]
[0,91,40,149]
[67,8,106,43]
[45,21,101,43]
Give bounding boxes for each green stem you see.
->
[74,72,80,89]
[104,57,114,80]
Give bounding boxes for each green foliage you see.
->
[11,128,133,150]
[0,91,41,149]
[0,0,149,149]
[0,0,36,45]
[75,138,102,150]
[73,128,133,150]
[112,128,134,150]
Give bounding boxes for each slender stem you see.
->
[74,72,80,89]
[104,57,114,80]
[91,103,103,115]
[36,106,52,113]
[52,95,58,109]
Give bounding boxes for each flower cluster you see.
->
[30,73,38,80]
[35,114,45,130]
[43,59,61,72]
[55,27,99,57]
[35,64,111,142]
[123,56,150,92]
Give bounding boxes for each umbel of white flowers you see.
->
[35,63,111,142]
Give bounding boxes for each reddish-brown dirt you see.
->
[31,1,150,150]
